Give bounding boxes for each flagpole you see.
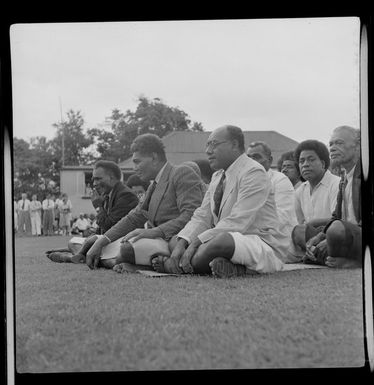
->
[59,97,65,167]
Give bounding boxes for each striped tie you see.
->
[213,172,226,217]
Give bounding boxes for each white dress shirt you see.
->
[267,169,297,234]
[295,169,340,224]
[18,199,31,211]
[343,165,357,225]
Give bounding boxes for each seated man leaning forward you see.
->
[83,133,205,270]
[152,125,291,278]
[46,160,138,263]
[301,126,362,268]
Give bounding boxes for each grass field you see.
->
[14,235,365,372]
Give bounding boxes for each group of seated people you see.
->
[46,124,362,278]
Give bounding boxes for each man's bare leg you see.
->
[325,221,362,268]
[191,232,244,275]
[99,258,117,269]
[152,233,245,276]
[70,235,98,263]
[112,241,138,273]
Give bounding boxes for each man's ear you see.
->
[151,152,159,163]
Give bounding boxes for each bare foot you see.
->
[113,262,138,274]
[46,251,73,263]
[152,256,182,274]
[325,256,362,269]
[209,257,248,278]
[151,256,168,273]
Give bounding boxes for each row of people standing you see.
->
[14,192,73,236]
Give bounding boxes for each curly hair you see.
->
[294,140,330,170]
[130,133,166,161]
[94,160,122,180]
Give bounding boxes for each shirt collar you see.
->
[224,153,247,178]
[345,165,356,179]
[317,169,333,187]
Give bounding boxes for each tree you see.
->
[13,136,59,199]
[89,96,204,162]
[51,109,94,168]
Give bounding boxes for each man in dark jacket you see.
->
[302,126,362,268]
[46,160,138,263]
[90,160,139,234]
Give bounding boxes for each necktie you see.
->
[103,195,110,212]
[22,200,25,210]
[213,172,226,217]
[141,180,157,211]
[335,168,348,220]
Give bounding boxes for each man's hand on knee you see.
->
[179,238,202,273]
[86,237,109,269]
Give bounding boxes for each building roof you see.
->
[118,130,299,169]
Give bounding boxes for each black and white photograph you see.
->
[3,15,373,378]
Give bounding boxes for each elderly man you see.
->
[246,141,297,237]
[152,125,290,277]
[84,133,205,271]
[303,126,362,268]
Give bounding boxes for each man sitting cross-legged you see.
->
[82,133,205,271]
[152,125,291,278]
[301,126,362,268]
[46,160,138,263]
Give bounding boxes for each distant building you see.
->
[118,130,299,170]
[61,130,299,216]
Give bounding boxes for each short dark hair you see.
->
[225,125,245,152]
[130,133,166,161]
[248,141,272,159]
[126,174,150,190]
[294,140,330,170]
[94,160,122,180]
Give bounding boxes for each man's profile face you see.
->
[92,167,113,195]
[298,149,325,183]
[132,152,156,182]
[329,128,358,169]
[205,127,233,171]
[247,145,272,171]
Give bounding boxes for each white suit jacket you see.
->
[178,153,290,262]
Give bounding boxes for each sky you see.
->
[10,17,361,148]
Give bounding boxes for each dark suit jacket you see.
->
[93,181,138,234]
[104,162,205,242]
[331,161,361,225]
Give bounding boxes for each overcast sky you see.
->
[10,17,360,148]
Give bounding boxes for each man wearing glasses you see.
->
[152,125,290,277]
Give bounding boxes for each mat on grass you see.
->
[136,263,326,277]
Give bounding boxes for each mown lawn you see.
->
[14,235,365,372]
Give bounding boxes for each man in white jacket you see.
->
[247,141,297,237]
[152,125,290,277]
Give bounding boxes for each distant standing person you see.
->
[42,193,55,236]
[14,199,18,233]
[59,193,73,236]
[30,194,42,236]
[17,193,31,236]
[54,193,63,235]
